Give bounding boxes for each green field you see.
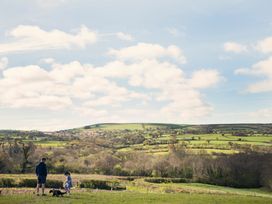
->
[1,173,272,204]
[32,141,68,147]
[1,174,272,204]
[1,123,270,158]
[78,124,272,155]
[115,131,272,155]
[1,191,271,204]
[1,123,272,156]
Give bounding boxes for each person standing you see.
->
[64,171,72,195]
[36,158,47,196]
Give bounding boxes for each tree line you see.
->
[0,140,271,190]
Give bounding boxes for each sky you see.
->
[0,0,272,131]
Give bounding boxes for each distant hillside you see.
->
[81,123,185,130]
[78,123,272,134]
[1,123,272,137]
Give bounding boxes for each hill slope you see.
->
[77,123,272,134]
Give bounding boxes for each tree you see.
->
[20,142,36,173]
[84,159,91,168]
[169,135,178,144]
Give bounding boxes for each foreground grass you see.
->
[1,174,271,203]
[129,179,272,198]
[0,191,272,204]
[1,174,271,198]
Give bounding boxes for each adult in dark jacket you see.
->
[36,158,47,196]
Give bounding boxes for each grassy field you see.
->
[26,132,271,155]
[1,191,272,204]
[1,174,271,196]
[32,141,68,147]
[1,174,272,204]
[84,125,272,155]
[2,123,271,155]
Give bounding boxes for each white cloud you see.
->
[0,59,148,111]
[247,80,272,93]
[108,43,187,64]
[0,43,221,124]
[40,58,55,64]
[49,61,87,83]
[0,57,8,70]
[223,42,248,53]
[232,35,272,93]
[8,95,72,110]
[256,37,272,53]
[231,35,272,93]
[0,25,97,55]
[235,57,272,93]
[76,107,109,118]
[226,36,272,54]
[13,118,89,132]
[189,69,221,89]
[0,64,72,110]
[234,68,252,75]
[96,60,184,89]
[3,65,51,82]
[93,53,220,121]
[116,32,134,41]
[249,108,272,119]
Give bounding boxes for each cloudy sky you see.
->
[0,0,272,130]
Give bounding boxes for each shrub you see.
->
[118,177,135,181]
[0,178,16,187]
[144,178,190,184]
[171,178,189,183]
[80,179,126,190]
[46,180,63,188]
[80,180,110,189]
[113,165,129,176]
[18,179,63,188]
[108,180,126,190]
[19,179,37,187]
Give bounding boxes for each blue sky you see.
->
[0,0,272,130]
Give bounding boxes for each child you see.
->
[64,171,72,195]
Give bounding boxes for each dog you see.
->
[49,189,66,197]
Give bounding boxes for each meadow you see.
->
[1,191,272,204]
[0,174,272,204]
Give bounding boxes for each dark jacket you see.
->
[36,162,47,177]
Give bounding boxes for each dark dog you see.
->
[49,189,66,197]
